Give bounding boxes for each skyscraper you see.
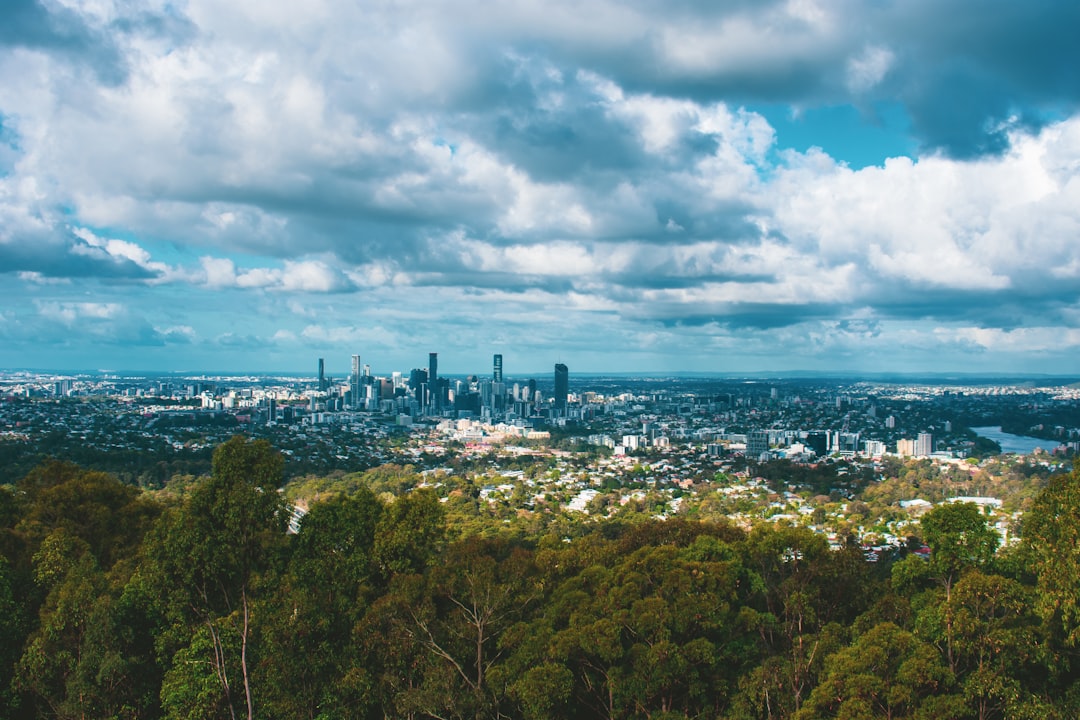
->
[554,363,568,412]
[409,368,428,405]
[916,432,934,457]
[428,352,439,412]
[318,358,326,391]
[493,354,503,383]
[351,354,361,408]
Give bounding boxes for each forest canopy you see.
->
[0,436,1078,719]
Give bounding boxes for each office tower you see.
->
[318,358,326,391]
[429,352,439,411]
[554,363,568,412]
[747,430,769,459]
[805,431,828,456]
[493,354,503,383]
[409,368,428,405]
[916,432,934,457]
[528,378,537,402]
[351,354,362,408]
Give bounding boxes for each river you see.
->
[970,426,1056,455]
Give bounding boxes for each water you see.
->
[970,426,1055,455]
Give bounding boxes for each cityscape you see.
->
[4,355,1078,549]
[4,0,1080,716]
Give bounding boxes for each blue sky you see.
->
[1,0,1079,376]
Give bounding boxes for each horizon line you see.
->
[3,367,1080,383]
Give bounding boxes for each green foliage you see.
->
[4,443,1080,719]
[919,501,999,593]
[146,435,288,720]
[797,622,958,720]
[1023,461,1080,647]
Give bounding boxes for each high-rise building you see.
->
[493,354,503,383]
[351,354,362,408]
[428,353,439,411]
[554,363,568,412]
[409,368,428,405]
[805,431,828,456]
[747,430,770,459]
[916,432,934,457]
[318,358,326,391]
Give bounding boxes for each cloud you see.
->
[36,301,123,323]
[197,256,355,293]
[0,299,196,351]
[1,0,1079,372]
[845,45,894,94]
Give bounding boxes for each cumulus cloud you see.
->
[845,45,894,94]
[197,256,355,292]
[1,0,1079,372]
[36,301,124,323]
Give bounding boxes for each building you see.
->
[804,431,828,456]
[747,430,770,460]
[409,368,428,407]
[863,440,887,457]
[318,358,326,391]
[428,352,439,412]
[493,354,503,383]
[916,432,934,457]
[554,363,568,412]
[350,354,361,408]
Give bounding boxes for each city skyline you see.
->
[2,1,1079,374]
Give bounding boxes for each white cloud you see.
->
[944,326,1080,352]
[36,301,124,323]
[18,272,70,285]
[2,0,1079,371]
[845,45,894,94]
[196,256,353,292]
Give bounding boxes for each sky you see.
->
[1,0,1079,377]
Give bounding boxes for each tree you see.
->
[147,436,287,720]
[919,502,999,600]
[796,622,960,720]
[511,523,752,720]
[738,524,870,717]
[383,537,540,720]
[259,489,386,719]
[948,570,1044,720]
[1023,461,1080,647]
[13,530,107,719]
[920,500,1002,677]
[10,464,163,720]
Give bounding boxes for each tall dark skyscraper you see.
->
[318,358,325,391]
[428,352,439,411]
[493,354,503,383]
[554,363,568,412]
[351,354,362,408]
[409,368,428,405]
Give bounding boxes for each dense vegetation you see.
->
[2,436,1080,719]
